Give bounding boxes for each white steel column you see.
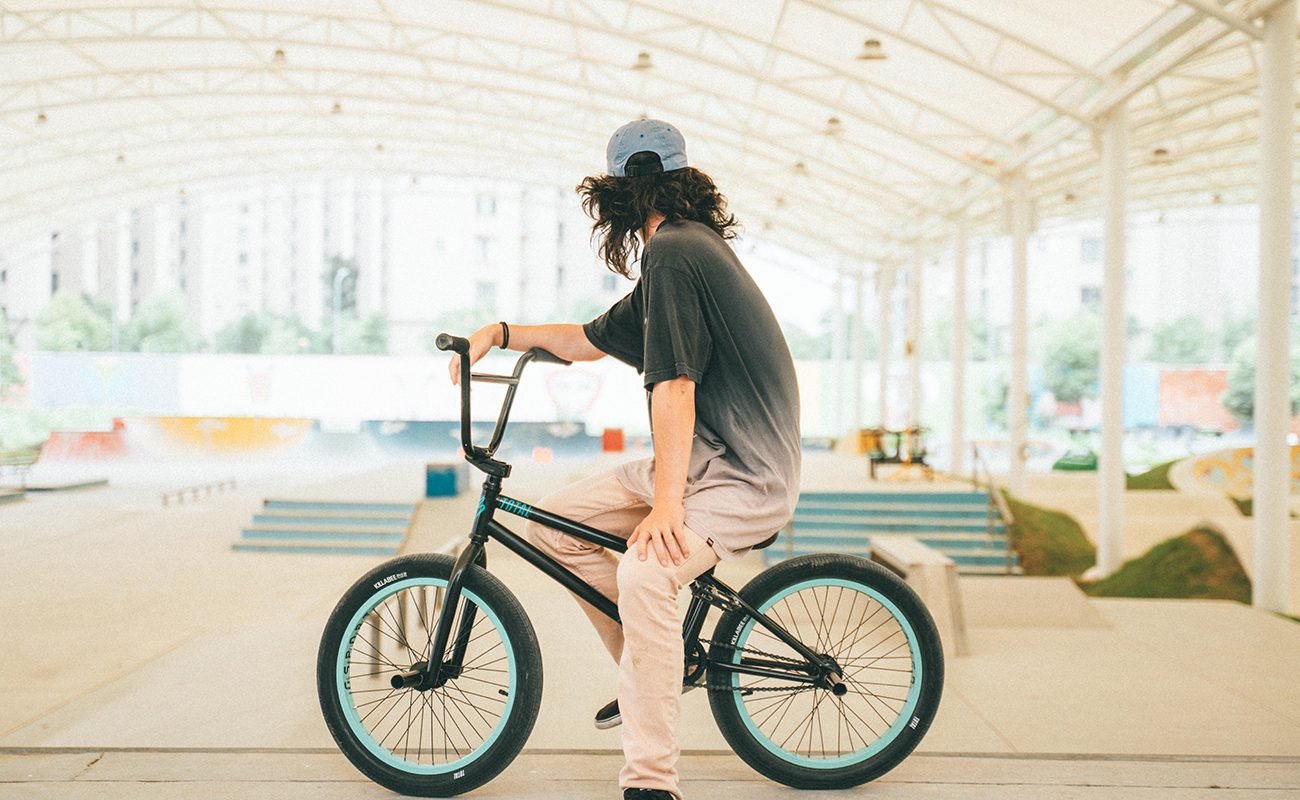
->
[950,215,969,477]
[1097,104,1129,577]
[1253,0,1295,613]
[850,272,866,432]
[908,253,924,428]
[1008,173,1031,496]
[830,272,847,437]
[877,268,895,427]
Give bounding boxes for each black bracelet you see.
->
[499,320,510,349]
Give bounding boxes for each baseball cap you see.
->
[605,118,688,177]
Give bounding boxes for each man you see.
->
[446,119,802,800]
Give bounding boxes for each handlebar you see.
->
[435,330,572,473]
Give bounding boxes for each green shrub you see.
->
[1084,526,1250,603]
[1125,460,1177,491]
[1001,492,1096,576]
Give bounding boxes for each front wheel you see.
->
[317,554,542,796]
[707,553,944,789]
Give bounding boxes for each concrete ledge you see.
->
[870,534,969,657]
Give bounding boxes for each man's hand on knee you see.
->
[628,502,691,567]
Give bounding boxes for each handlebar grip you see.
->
[435,333,470,354]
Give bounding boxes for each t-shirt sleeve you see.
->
[582,286,644,370]
[642,266,712,388]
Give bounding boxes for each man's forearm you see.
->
[482,322,605,362]
[650,376,695,505]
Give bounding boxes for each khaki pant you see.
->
[525,466,719,800]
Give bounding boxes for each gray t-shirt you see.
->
[582,219,802,559]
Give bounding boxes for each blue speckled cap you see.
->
[605,118,688,177]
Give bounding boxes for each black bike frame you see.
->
[416,335,831,689]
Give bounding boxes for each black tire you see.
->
[317,554,542,797]
[707,553,943,789]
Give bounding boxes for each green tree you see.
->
[1220,336,1300,423]
[261,314,318,354]
[215,311,317,354]
[121,293,202,352]
[1220,310,1254,362]
[339,312,389,355]
[215,312,270,353]
[1147,315,1214,364]
[0,308,22,397]
[34,293,112,351]
[1041,311,1101,404]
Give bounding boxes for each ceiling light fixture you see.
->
[824,116,844,136]
[36,110,47,125]
[331,100,342,114]
[856,38,887,61]
[1151,146,1172,164]
[272,48,286,65]
[631,51,653,71]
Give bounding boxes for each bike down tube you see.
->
[486,519,622,623]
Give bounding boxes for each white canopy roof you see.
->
[1,0,1296,268]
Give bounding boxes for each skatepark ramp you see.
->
[232,499,416,556]
[773,490,1021,574]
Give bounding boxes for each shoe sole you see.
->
[593,686,698,731]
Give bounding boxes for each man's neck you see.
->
[641,212,667,243]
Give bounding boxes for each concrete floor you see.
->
[2,451,1299,798]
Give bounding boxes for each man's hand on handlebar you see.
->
[447,324,501,385]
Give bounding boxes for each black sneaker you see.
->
[623,789,674,799]
[594,684,697,730]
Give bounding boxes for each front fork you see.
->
[391,477,498,691]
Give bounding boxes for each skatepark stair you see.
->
[232,499,416,556]
[769,490,1022,575]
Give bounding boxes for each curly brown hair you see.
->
[576,163,740,278]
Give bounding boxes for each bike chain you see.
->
[704,640,822,694]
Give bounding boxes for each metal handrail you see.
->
[162,477,236,506]
[970,442,1016,574]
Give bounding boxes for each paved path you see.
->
[3,748,1298,799]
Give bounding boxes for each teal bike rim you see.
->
[730,578,922,768]
[336,577,516,775]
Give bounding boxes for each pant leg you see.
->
[524,467,649,662]
[616,523,719,800]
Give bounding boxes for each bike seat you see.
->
[753,531,780,550]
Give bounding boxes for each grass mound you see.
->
[1125,460,1177,491]
[1084,526,1250,603]
[1001,492,1096,576]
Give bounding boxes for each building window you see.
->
[476,195,497,216]
[179,219,187,235]
[51,271,59,293]
[1080,237,1103,263]
[0,269,6,284]
[131,238,140,257]
[179,247,187,265]
[602,272,618,292]
[475,236,496,264]
[238,251,249,265]
[132,269,139,287]
[1080,285,1101,310]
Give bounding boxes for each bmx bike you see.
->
[317,333,944,797]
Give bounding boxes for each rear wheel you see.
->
[317,554,542,796]
[707,554,943,789]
